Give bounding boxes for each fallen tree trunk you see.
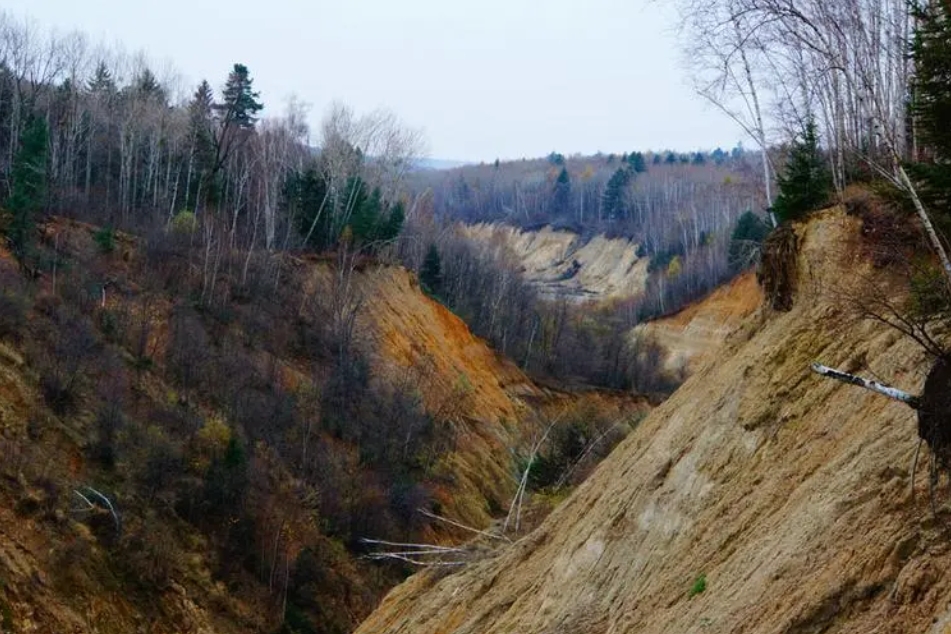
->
[810,363,921,409]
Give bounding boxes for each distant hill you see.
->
[413,158,473,171]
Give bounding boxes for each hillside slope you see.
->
[636,270,763,376]
[357,209,951,634]
[0,222,647,633]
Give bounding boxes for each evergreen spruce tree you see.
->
[350,184,382,245]
[602,167,631,221]
[910,1,951,226]
[187,80,217,207]
[380,201,405,243]
[214,63,263,130]
[87,61,116,95]
[627,151,647,173]
[728,211,772,272]
[6,116,48,259]
[771,120,832,223]
[552,167,571,216]
[419,244,444,299]
[290,167,332,249]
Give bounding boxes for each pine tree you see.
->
[88,61,116,95]
[135,68,166,104]
[552,167,571,216]
[350,184,382,245]
[627,151,647,173]
[910,1,951,227]
[728,211,772,272]
[913,2,951,160]
[379,201,405,243]
[771,120,832,223]
[290,167,332,249]
[602,167,631,221]
[214,63,263,131]
[187,80,217,209]
[6,116,48,259]
[419,244,443,299]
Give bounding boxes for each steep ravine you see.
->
[356,209,951,634]
[0,224,648,634]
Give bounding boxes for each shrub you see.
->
[689,573,707,597]
[39,309,99,414]
[94,226,116,253]
[170,210,197,235]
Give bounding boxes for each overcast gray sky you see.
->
[6,0,742,162]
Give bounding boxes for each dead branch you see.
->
[417,508,511,543]
[360,538,469,567]
[359,538,460,552]
[504,415,561,535]
[83,486,121,533]
[365,553,466,567]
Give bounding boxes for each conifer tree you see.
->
[552,167,571,216]
[380,201,405,243]
[214,63,263,131]
[88,61,116,94]
[728,210,771,271]
[349,182,381,244]
[771,120,832,223]
[202,64,264,207]
[187,80,216,209]
[290,167,332,249]
[910,1,951,225]
[627,151,647,173]
[6,116,48,259]
[419,244,443,299]
[602,167,631,221]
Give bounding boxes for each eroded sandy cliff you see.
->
[357,209,951,634]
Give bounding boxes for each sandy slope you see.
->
[636,271,763,376]
[461,224,649,301]
[356,209,951,634]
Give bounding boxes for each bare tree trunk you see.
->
[811,363,920,408]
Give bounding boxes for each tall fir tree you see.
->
[602,167,631,221]
[6,116,48,259]
[87,61,116,95]
[214,63,263,131]
[552,167,571,216]
[187,80,217,208]
[419,244,444,299]
[290,167,333,250]
[771,120,832,223]
[910,1,951,227]
[627,151,647,173]
[379,201,405,243]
